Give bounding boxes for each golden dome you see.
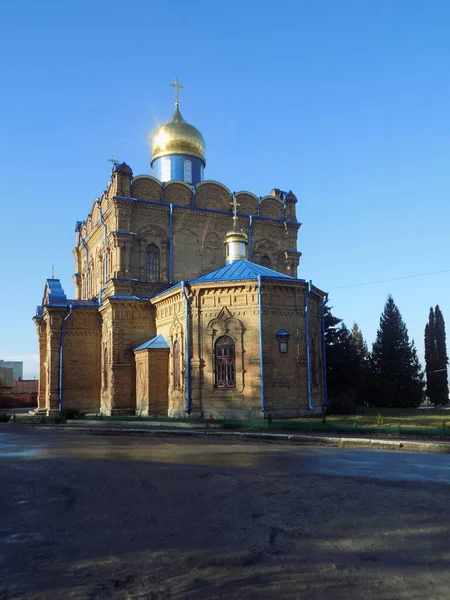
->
[225,218,248,263]
[150,106,206,165]
[225,221,248,240]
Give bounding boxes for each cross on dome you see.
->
[230,194,240,220]
[107,153,120,172]
[169,77,184,107]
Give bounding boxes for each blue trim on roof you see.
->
[276,329,290,336]
[111,277,140,282]
[70,300,99,307]
[110,230,137,235]
[189,260,297,283]
[150,261,307,300]
[114,196,297,224]
[108,295,151,301]
[134,334,170,351]
[44,279,67,305]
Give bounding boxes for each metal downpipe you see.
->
[58,304,73,412]
[304,280,313,410]
[257,275,265,413]
[181,281,191,414]
[321,293,329,409]
[169,204,174,284]
[248,215,253,261]
[99,202,108,285]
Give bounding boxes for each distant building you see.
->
[0,367,14,388]
[0,361,22,381]
[0,377,38,408]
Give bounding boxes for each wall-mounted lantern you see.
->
[276,329,290,353]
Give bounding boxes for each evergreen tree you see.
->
[425,305,449,406]
[324,304,358,402]
[435,306,449,404]
[350,323,369,362]
[425,307,438,404]
[349,323,369,404]
[369,296,424,407]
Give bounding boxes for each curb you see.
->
[13,421,450,453]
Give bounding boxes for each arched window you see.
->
[260,255,271,268]
[145,244,160,281]
[173,340,181,390]
[161,158,171,181]
[200,165,204,181]
[184,160,192,183]
[215,335,235,389]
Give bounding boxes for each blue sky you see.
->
[1,0,450,378]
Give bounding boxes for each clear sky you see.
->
[1,0,450,378]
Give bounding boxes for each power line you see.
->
[328,268,450,291]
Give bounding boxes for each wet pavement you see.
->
[1,428,450,484]
[1,426,450,599]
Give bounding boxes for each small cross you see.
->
[230,194,240,219]
[51,265,55,279]
[108,153,119,166]
[169,76,184,106]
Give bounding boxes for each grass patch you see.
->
[310,407,450,430]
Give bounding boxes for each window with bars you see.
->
[173,340,181,390]
[145,244,160,281]
[260,255,271,268]
[215,335,236,389]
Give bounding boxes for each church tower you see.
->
[150,77,206,185]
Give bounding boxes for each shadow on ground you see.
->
[1,428,449,599]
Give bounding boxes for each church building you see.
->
[33,80,327,419]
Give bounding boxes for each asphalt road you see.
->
[1,426,450,599]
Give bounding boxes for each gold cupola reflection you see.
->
[150,106,206,164]
[150,78,206,184]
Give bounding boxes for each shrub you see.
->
[0,413,10,422]
[62,408,82,420]
[327,391,357,415]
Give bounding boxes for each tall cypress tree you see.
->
[425,307,438,404]
[435,306,449,404]
[426,305,449,406]
[369,296,424,407]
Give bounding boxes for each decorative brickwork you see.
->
[34,157,326,418]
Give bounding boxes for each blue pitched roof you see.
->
[70,300,99,307]
[189,260,297,283]
[134,334,170,351]
[276,329,290,337]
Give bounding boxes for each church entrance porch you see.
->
[134,335,170,416]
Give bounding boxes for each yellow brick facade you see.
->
[34,161,325,418]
